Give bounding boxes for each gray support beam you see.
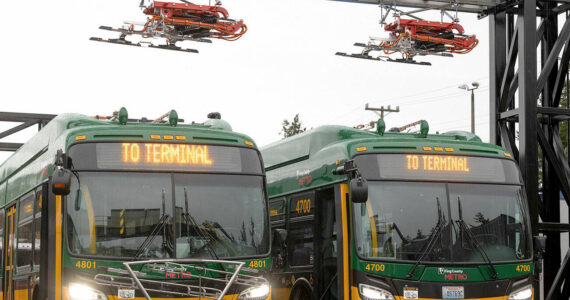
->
[490,11,507,145]
[0,143,23,152]
[517,0,538,237]
[0,120,37,140]
[0,112,56,123]
[541,3,562,292]
[0,112,56,152]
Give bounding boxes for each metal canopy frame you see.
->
[0,112,56,152]
[489,1,570,299]
[333,0,501,13]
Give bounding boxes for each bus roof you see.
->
[261,124,513,197]
[0,113,258,203]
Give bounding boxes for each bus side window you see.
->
[33,187,42,269]
[288,193,315,268]
[288,221,314,267]
[17,193,35,272]
[269,198,286,224]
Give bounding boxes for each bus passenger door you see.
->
[334,184,350,300]
[315,188,337,299]
[4,205,16,300]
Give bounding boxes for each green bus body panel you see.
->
[0,113,270,291]
[353,256,533,282]
[0,113,259,207]
[262,125,525,284]
[261,125,513,198]
[63,256,272,277]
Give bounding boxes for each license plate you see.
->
[442,286,464,299]
[118,288,135,299]
[403,287,419,299]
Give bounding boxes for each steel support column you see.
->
[490,11,507,146]
[541,1,562,291]
[491,1,570,298]
[517,0,538,236]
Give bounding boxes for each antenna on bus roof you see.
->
[152,110,179,126]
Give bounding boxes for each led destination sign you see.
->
[406,155,470,172]
[353,154,521,184]
[99,143,237,171]
[121,143,213,166]
[68,142,263,174]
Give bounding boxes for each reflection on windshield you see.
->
[354,182,450,262]
[354,182,530,263]
[449,184,530,262]
[67,172,173,258]
[174,174,269,259]
[66,172,269,259]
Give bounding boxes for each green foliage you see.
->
[281,114,306,138]
[474,212,489,224]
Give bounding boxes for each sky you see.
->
[0,0,491,163]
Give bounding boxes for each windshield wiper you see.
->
[182,187,219,260]
[135,189,173,258]
[406,197,444,279]
[456,197,498,280]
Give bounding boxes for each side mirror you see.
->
[333,160,368,203]
[350,176,368,203]
[272,228,287,269]
[273,228,287,249]
[52,168,72,196]
[533,235,546,253]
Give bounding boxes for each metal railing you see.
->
[94,258,267,300]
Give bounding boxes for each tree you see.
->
[474,212,489,225]
[281,114,306,138]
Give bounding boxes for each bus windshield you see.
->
[353,181,531,263]
[66,172,269,259]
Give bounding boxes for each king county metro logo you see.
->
[438,268,468,280]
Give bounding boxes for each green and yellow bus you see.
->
[0,109,272,300]
[261,120,535,300]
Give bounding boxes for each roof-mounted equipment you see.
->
[336,3,478,66]
[90,0,247,54]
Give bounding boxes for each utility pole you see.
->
[458,82,479,134]
[365,103,400,119]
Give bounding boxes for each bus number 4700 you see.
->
[296,199,311,214]
[365,263,385,272]
[516,264,530,272]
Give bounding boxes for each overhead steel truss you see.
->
[334,0,501,13]
[0,112,56,151]
[489,1,570,298]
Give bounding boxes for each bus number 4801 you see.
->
[75,260,96,269]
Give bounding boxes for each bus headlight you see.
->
[508,285,532,300]
[359,284,395,300]
[69,282,107,300]
[238,284,270,300]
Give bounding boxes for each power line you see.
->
[324,79,489,124]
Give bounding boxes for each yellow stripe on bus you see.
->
[63,286,271,300]
[351,286,511,300]
[340,183,350,300]
[365,201,378,257]
[14,288,28,300]
[56,195,62,300]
